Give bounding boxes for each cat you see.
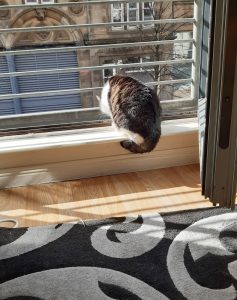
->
[97,75,161,154]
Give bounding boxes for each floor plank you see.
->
[0,164,212,227]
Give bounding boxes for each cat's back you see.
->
[100,75,161,153]
[108,75,161,128]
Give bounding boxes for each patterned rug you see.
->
[0,207,237,300]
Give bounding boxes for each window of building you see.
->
[102,56,154,84]
[25,0,39,4]
[111,2,154,30]
[127,3,139,29]
[173,32,193,59]
[102,59,118,82]
[0,51,81,116]
[25,0,54,4]
[142,2,154,27]
[111,3,124,30]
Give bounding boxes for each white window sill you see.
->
[0,118,197,154]
[0,118,199,188]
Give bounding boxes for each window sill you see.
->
[0,118,197,154]
[0,118,199,188]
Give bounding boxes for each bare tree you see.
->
[119,1,193,100]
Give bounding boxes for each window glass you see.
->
[112,3,124,29]
[127,3,139,28]
[0,1,196,132]
[142,2,154,27]
[25,0,39,4]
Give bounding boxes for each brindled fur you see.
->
[99,75,161,154]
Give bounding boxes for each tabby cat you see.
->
[98,75,161,154]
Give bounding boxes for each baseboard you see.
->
[0,146,198,188]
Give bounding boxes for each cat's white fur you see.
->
[100,81,144,145]
[100,81,112,117]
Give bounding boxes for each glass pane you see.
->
[113,9,122,23]
[104,69,113,78]
[144,2,153,9]
[158,82,191,100]
[25,0,38,3]
[112,3,122,22]
[173,33,193,59]
[124,57,140,63]
[0,0,196,132]
[103,60,114,83]
[143,2,153,23]
[144,9,153,20]
[142,56,152,62]
[113,3,122,10]
[129,3,137,9]
[129,11,137,21]
[169,63,192,80]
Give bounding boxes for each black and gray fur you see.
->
[99,75,161,153]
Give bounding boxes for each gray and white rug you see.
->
[0,207,237,300]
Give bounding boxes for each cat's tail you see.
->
[120,130,161,154]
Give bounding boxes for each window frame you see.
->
[111,2,125,30]
[141,2,155,28]
[102,59,120,83]
[111,2,155,31]
[24,0,40,4]
[173,32,193,59]
[24,0,55,4]
[126,2,139,29]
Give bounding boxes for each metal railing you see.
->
[0,59,193,78]
[0,18,194,33]
[0,39,194,55]
[0,0,196,9]
[0,0,201,131]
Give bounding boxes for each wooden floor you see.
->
[0,164,213,228]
